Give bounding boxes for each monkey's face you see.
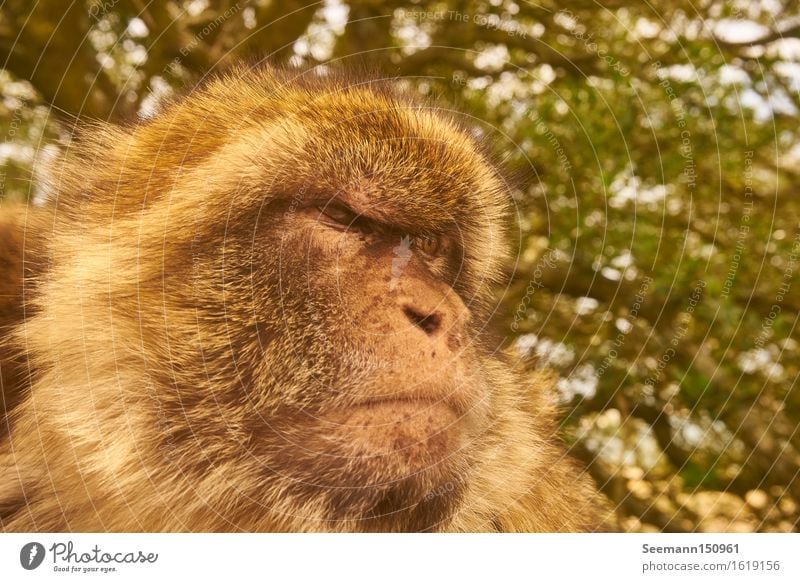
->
[243,195,494,529]
[128,81,512,531]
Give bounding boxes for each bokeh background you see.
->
[1,0,798,532]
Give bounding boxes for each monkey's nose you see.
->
[402,305,443,336]
[401,302,468,351]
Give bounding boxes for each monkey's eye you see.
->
[415,234,442,256]
[317,204,360,229]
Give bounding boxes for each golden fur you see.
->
[0,65,600,531]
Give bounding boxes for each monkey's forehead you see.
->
[162,69,511,224]
[58,67,512,243]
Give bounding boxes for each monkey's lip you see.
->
[329,398,465,460]
[314,396,466,428]
[352,396,464,417]
[341,398,468,440]
[349,380,475,418]
[357,396,449,407]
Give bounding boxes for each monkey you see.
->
[0,65,601,532]
[0,208,30,439]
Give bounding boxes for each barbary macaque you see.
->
[0,65,600,531]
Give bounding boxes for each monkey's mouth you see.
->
[353,396,461,414]
[254,396,476,482]
[329,396,464,429]
[319,398,468,465]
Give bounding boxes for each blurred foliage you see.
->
[1,0,799,532]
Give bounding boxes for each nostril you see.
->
[403,305,442,336]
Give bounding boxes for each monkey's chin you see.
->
[285,400,473,531]
[328,399,465,468]
[250,399,474,530]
